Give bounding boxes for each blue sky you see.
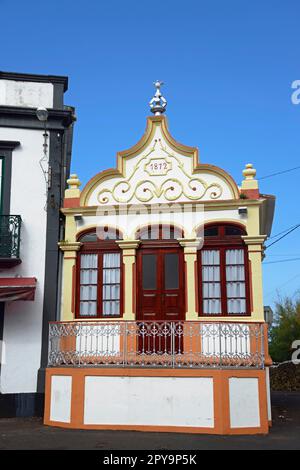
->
[1,0,300,307]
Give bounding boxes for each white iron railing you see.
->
[48,321,265,369]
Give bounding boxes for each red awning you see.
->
[0,277,37,301]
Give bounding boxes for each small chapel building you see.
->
[44,82,275,434]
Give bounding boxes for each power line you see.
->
[263,257,300,265]
[265,224,300,249]
[258,165,300,181]
[264,273,300,299]
[269,222,300,240]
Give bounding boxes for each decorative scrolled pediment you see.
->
[81,116,239,206]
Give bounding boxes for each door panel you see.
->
[137,247,185,322]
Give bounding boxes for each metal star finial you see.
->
[149,80,167,115]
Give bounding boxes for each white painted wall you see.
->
[87,123,236,206]
[84,376,214,428]
[229,377,260,428]
[50,375,72,423]
[0,127,48,393]
[266,367,272,422]
[0,80,53,108]
[76,208,243,241]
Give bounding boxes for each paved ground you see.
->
[0,392,299,450]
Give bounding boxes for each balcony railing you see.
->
[48,321,265,369]
[0,215,22,266]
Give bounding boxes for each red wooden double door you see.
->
[137,247,185,322]
[136,246,185,355]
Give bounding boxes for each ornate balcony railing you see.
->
[48,321,265,369]
[0,215,22,265]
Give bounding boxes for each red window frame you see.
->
[75,237,123,319]
[197,223,251,317]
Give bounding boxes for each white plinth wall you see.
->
[44,368,270,434]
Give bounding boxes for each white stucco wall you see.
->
[229,377,260,428]
[0,127,48,393]
[87,123,236,207]
[84,376,214,428]
[0,80,53,108]
[50,375,72,423]
[266,367,272,422]
[76,208,244,241]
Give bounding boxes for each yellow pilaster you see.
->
[242,235,266,322]
[59,242,82,321]
[178,238,202,320]
[116,240,140,320]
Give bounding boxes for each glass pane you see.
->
[226,282,245,298]
[203,299,221,314]
[103,268,120,284]
[226,265,245,281]
[80,301,97,316]
[79,232,98,242]
[227,298,246,314]
[225,226,244,236]
[203,282,221,298]
[80,285,97,301]
[165,253,179,289]
[80,254,98,269]
[202,266,220,282]
[201,250,220,265]
[142,254,156,289]
[162,226,182,240]
[226,249,244,265]
[103,253,120,268]
[204,226,218,237]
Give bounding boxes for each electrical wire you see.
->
[258,165,300,181]
[263,257,300,265]
[268,222,300,240]
[265,223,300,249]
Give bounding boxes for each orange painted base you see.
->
[44,367,270,435]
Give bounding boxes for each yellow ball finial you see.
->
[67,174,81,189]
[243,163,256,180]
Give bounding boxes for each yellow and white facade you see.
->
[44,101,275,434]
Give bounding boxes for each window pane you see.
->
[203,283,221,298]
[225,249,247,315]
[142,254,156,289]
[226,265,245,281]
[81,254,98,269]
[80,285,97,301]
[102,252,121,316]
[202,266,220,282]
[79,254,98,316]
[225,226,244,236]
[162,226,182,240]
[103,284,120,300]
[103,253,120,268]
[203,299,221,315]
[204,226,218,237]
[201,250,220,265]
[165,253,179,289]
[227,299,246,314]
[80,301,97,316]
[79,232,98,242]
[226,249,244,264]
[80,269,97,284]
[103,268,120,284]
[226,282,245,298]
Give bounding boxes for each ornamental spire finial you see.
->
[149,80,167,115]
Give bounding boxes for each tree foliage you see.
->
[269,295,300,363]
